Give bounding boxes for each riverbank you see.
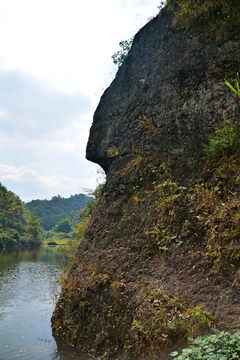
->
[42,237,71,246]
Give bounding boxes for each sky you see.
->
[0,0,161,202]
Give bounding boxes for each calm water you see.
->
[0,246,95,360]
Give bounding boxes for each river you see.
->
[0,246,96,360]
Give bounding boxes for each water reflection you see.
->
[0,246,95,360]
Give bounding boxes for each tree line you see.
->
[25,193,89,230]
[0,182,42,248]
[0,169,105,248]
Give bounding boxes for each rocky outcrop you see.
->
[86,2,240,173]
[52,1,240,359]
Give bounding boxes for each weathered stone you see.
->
[86,3,240,172]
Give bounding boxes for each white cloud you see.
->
[0,70,93,166]
[0,0,160,93]
[0,164,38,182]
[0,0,161,201]
[0,164,97,202]
[0,70,92,135]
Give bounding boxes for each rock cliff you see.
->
[52,1,240,359]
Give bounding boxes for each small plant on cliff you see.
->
[172,0,240,34]
[112,37,133,68]
[172,0,219,30]
[225,72,240,101]
[91,271,111,286]
[170,329,240,360]
[204,123,240,160]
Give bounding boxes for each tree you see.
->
[112,38,133,69]
[25,212,42,245]
[25,193,89,230]
[54,219,71,233]
[0,212,6,231]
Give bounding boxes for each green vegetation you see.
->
[204,123,240,159]
[0,172,104,249]
[27,170,105,250]
[54,219,71,233]
[0,183,42,248]
[26,194,89,247]
[171,0,240,34]
[57,216,90,266]
[25,211,42,246]
[171,330,240,360]
[112,37,133,68]
[47,241,58,246]
[25,193,89,230]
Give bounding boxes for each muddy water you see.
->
[0,246,96,360]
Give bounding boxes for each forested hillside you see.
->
[25,194,89,230]
[0,182,42,248]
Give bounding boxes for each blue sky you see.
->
[0,0,161,202]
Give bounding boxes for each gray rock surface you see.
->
[86,4,240,172]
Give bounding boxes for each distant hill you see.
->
[25,194,89,230]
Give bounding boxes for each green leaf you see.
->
[170,351,179,357]
[225,80,238,95]
[235,72,239,93]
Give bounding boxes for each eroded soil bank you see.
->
[52,148,240,359]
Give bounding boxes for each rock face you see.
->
[52,2,240,359]
[86,2,240,173]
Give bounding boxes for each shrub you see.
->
[170,329,240,360]
[172,0,240,34]
[0,229,20,247]
[54,219,71,233]
[0,236,4,248]
[47,241,58,246]
[205,123,240,160]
